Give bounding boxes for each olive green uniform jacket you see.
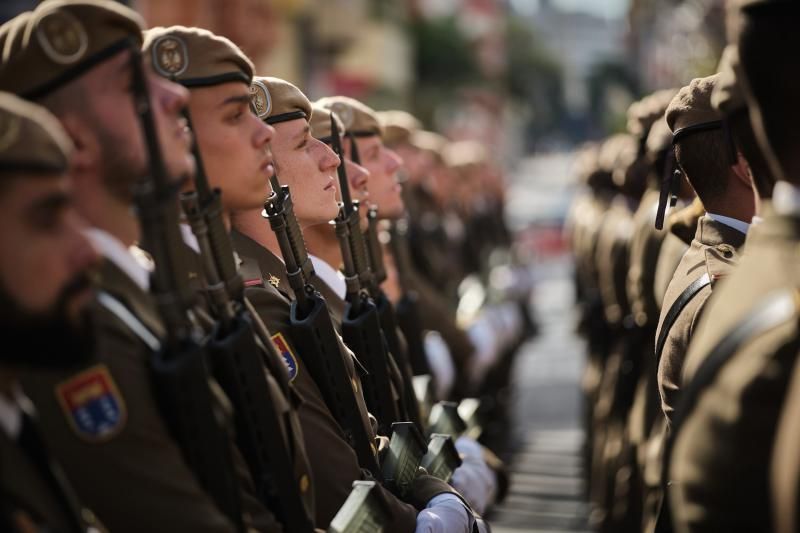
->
[231,230,457,532]
[656,216,746,427]
[22,259,280,532]
[669,208,799,532]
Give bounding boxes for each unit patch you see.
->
[271,332,298,382]
[56,364,127,441]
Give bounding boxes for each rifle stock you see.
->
[129,47,245,532]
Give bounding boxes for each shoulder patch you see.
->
[56,364,127,442]
[270,332,298,382]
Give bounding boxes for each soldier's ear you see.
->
[58,113,100,175]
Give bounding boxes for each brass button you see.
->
[299,474,309,493]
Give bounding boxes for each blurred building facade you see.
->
[628,0,726,90]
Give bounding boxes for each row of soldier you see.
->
[0,1,534,532]
[568,1,800,532]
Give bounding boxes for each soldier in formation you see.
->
[0,1,534,531]
[568,1,800,531]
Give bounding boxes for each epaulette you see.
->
[239,255,266,288]
[703,242,740,289]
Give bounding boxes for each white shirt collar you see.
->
[772,181,800,216]
[309,254,346,300]
[180,223,200,254]
[705,212,750,235]
[86,228,151,290]
[0,387,24,439]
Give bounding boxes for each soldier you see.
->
[657,73,755,429]
[142,25,318,531]
[0,2,276,531]
[231,76,477,531]
[314,96,503,516]
[667,1,800,531]
[0,92,103,533]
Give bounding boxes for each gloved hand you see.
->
[414,493,475,533]
[449,437,497,514]
[424,330,455,400]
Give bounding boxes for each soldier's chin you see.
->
[0,289,94,371]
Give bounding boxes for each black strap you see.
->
[655,273,711,366]
[18,413,88,533]
[655,289,797,532]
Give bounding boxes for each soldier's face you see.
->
[0,174,99,367]
[188,82,275,212]
[272,118,340,226]
[82,51,194,196]
[340,156,370,204]
[349,135,404,219]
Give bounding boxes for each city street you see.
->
[489,153,591,532]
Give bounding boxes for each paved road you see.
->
[488,153,590,532]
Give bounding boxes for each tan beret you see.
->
[626,88,677,138]
[645,114,672,155]
[309,102,345,143]
[442,140,487,171]
[711,45,746,117]
[410,130,447,154]
[378,110,422,146]
[666,74,723,141]
[0,91,72,175]
[249,76,311,125]
[0,0,144,99]
[316,96,382,137]
[143,26,253,87]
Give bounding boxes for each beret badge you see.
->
[36,10,88,65]
[249,80,272,119]
[330,102,354,129]
[151,35,188,78]
[0,113,21,153]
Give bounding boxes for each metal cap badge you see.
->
[150,34,189,78]
[249,79,272,120]
[36,10,89,65]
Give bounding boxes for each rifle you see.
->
[363,206,424,429]
[327,481,391,533]
[380,422,428,498]
[128,48,246,532]
[179,114,314,532]
[263,172,381,476]
[387,219,433,378]
[421,434,462,483]
[427,399,483,441]
[329,117,402,434]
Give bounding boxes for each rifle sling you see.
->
[656,289,798,533]
[655,273,711,366]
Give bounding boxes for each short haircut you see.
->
[674,129,731,202]
[738,7,800,183]
[728,110,775,199]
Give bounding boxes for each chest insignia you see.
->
[270,332,298,382]
[56,364,127,442]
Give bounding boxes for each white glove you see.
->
[415,493,475,533]
[467,318,500,387]
[449,437,497,515]
[424,330,455,400]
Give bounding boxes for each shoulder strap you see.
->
[656,289,798,532]
[655,273,711,365]
[97,291,161,352]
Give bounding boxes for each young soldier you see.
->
[233,76,477,531]
[0,2,275,530]
[142,25,317,529]
[668,1,800,531]
[315,96,504,516]
[656,73,755,428]
[0,92,102,533]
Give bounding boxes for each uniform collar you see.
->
[705,212,750,236]
[696,215,748,250]
[309,254,346,300]
[0,386,24,439]
[772,181,800,217]
[85,228,150,291]
[180,223,200,254]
